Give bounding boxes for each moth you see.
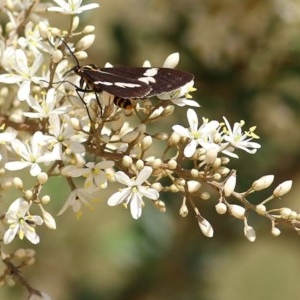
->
[61,39,194,111]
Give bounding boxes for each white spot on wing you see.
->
[138,68,158,84]
[114,82,142,88]
[94,81,113,86]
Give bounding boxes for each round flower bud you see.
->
[215,202,227,214]
[37,172,48,185]
[280,207,292,219]
[251,175,274,191]
[170,184,179,193]
[167,159,177,170]
[187,180,201,193]
[13,177,23,189]
[122,155,133,167]
[273,180,293,197]
[271,227,281,237]
[41,195,51,204]
[191,169,199,177]
[256,204,266,215]
[24,190,33,200]
[152,158,162,169]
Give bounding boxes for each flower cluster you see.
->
[0,0,298,297]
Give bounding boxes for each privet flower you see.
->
[4,198,43,244]
[107,166,159,219]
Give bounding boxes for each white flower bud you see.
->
[40,207,56,229]
[256,204,266,215]
[180,201,188,217]
[52,49,63,63]
[167,159,177,170]
[215,203,227,214]
[244,225,256,242]
[212,158,221,168]
[13,177,23,189]
[83,25,95,34]
[141,136,152,151]
[152,158,162,169]
[191,169,199,177]
[198,217,214,238]
[224,171,236,197]
[37,172,48,185]
[72,16,80,31]
[151,182,163,192]
[251,175,274,191]
[168,132,180,146]
[41,195,51,204]
[229,204,245,220]
[169,184,179,193]
[280,207,292,219]
[38,21,49,39]
[135,159,144,170]
[187,180,201,193]
[76,34,95,51]
[24,190,33,200]
[271,227,281,237]
[70,117,81,131]
[163,52,179,68]
[122,155,133,167]
[75,50,88,60]
[273,180,292,197]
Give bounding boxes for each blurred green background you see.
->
[2,0,300,299]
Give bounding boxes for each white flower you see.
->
[4,198,43,244]
[107,166,159,219]
[62,160,115,189]
[57,188,97,217]
[5,131,60,176]
[47,0,100,15]
[23,88,70,119]
[0,49,43,101]
[172,109,219,157]
[221,117,261,158]
[48,114,87,158]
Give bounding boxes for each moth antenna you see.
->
[58,37,80,68]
